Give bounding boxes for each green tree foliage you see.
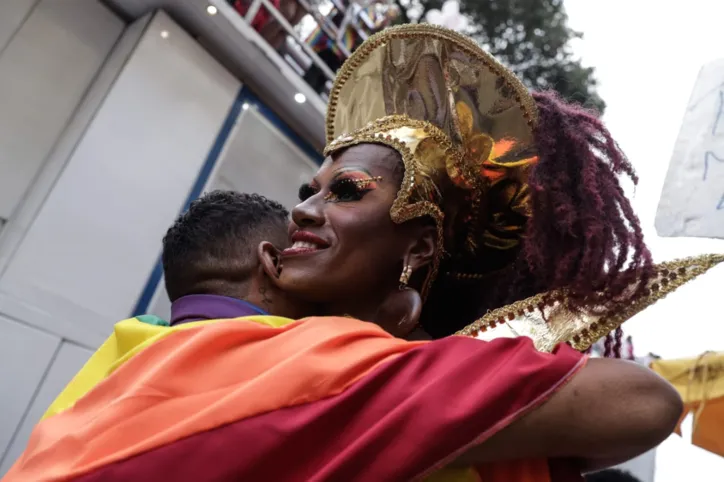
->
[392,0,605,112]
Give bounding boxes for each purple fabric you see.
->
[170,294,266,326]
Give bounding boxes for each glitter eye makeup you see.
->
[323,169,383,202]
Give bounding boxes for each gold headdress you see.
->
[325,25,724,351]
[325,24,538,298]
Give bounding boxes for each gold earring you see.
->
[399,264,413,290]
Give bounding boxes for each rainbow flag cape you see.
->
[4,316,585,481]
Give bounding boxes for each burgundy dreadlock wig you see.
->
[421,91,654,351]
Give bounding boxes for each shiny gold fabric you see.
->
[457,254,724,353]
[325,24,538,297]
[651,351,724,458]
[325,24,724,352]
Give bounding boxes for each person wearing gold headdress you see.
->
[262,23,723,479]
[5,25,723,482]
[278,24,724,350]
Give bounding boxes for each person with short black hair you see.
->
[163,191,288,300]
[159,190,310,325]
[585,469,642,482]
[160,191,308,324]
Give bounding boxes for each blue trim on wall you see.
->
[131,86,323,316]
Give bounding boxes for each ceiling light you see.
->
[206,5,218,15]
[242,103,249,110]
[294,93,306,104]
[160,30,169,39]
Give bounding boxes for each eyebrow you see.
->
[331,166,375,180]
[309,166,376,187]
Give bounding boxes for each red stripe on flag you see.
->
[71,337,584,482]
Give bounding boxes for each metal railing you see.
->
[236,0,394,92]
[243,0,338,82]
[296,0,354,59]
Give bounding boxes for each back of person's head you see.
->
[585,469,642,482]
[162,191,289,301]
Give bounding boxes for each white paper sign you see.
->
[656,58,724,239]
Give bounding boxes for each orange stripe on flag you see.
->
[10,317,420,481]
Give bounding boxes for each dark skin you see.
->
[259,142,682,473]
[240,242,313,320]
[185,234,314,322]
[267,143,437,330]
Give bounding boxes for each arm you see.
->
[454,357,683,471]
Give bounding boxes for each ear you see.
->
[404,223,437,273]
[258,241,283,285]
[374,288,422,338]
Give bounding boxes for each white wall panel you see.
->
[0,12,240,346]
[212,108,319,208]
[0,14,152,277]
[0,0,38,53]
[0,317,59,461]
[0,0,124,220]
[0,341,92,475]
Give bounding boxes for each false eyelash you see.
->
[324,178,373,202]
[298,183,318,202]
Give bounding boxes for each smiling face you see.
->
[275,143,434,317]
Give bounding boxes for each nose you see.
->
[291,195,324,228]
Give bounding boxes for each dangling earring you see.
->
[399,264,413,290]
